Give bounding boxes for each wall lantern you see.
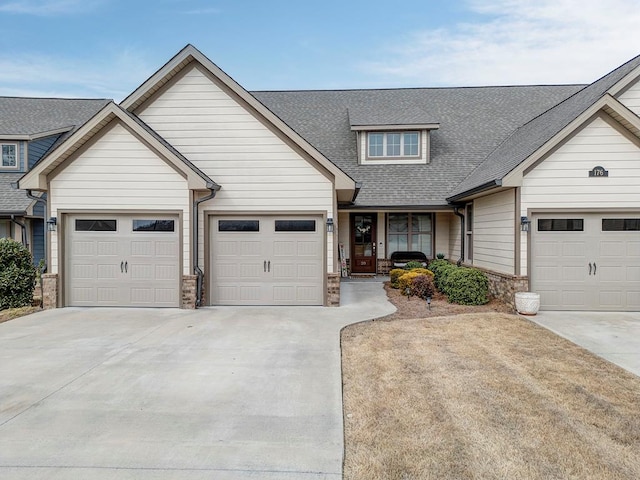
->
[47,217,57,232]
[326,217,334,233]
[521,216,531,232]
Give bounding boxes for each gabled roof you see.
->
[19,102,218,192]
[448,53,640,201]
[121,44,356,196]
[0,173,31,215]
[348,105,440,130]
[254,85,584,207]
[0,97,110,138]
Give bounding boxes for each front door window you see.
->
[351,214,377,273]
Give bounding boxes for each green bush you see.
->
[428,259,456,293]
[445,267,489,305]
[436,253,446,260]
[404,260,425,270]
[389,268,407,288]
[0,239,37,310]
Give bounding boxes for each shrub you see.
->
[398,271,422,295]
[0,239,37,310]
[389,268,407,288]
[404,260,425,270]
[428,259,457,293]
[411,274,435,300]
[436,253,446,260]
[446,267,489,305]
[408,267,434,277]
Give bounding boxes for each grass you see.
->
[0,305,40,323]
[342,303,640,479]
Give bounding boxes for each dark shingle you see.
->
[0,173,31,213]
[253,85,583,207]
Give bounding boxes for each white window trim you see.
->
[367,131,420,159]
[359,130,430,165]
[0,142,19,170]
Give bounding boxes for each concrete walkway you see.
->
[530,311,640,377]
[0,282,395,480]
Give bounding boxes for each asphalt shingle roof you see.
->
[254,85,583,207]
[0,97,110,137]
[0,173,31,214]
[449,53,640,199]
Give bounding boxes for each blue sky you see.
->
[2,0,640,100]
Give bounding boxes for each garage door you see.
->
[210,216,324,305]
[531,213,640,311]
[66,215,180,307]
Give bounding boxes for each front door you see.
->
[351,213,377,273]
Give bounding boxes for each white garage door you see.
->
[531,213,640,311]
[66,215,180,307]
[210,216,324,305]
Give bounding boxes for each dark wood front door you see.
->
[351,213,377,273]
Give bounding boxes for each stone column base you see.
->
[182,275,198,309]
[327,273,340,307]
[42,273,58,309]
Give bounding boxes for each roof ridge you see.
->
[251,84,587,95]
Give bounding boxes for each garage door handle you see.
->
[264,260,267,273]
[125,261,128,273]
[593,262,596,276]
[588,262,592,275]
[268,260,271,272]
[121,261,124,273]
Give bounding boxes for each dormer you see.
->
[348,106,439,165]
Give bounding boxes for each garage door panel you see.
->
[210,216,324,306]
[532,212,640,311]
[67,215,180,307]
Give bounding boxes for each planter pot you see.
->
[515,292,540,315]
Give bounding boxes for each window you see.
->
[388,213,432,257]
[275,220,316,232]
[368,132,420,158]
[602,218,640,231]
[538,219,584,231]
[1,143,17,169]
[0,220,9,238]
[218,220,259,232]
[133,219,175,232]
[75,219,117,232]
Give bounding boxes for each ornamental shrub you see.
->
[408,267,434,277]
[445,267,489,305]
[389,268,407,288]
[428,259,457,293]
[0,239,37,310]
[411,274,435,300]
[404,260,425,270]
[398,271,422,295]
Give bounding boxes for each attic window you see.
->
[1,143,17,169]
[368,132,419,158]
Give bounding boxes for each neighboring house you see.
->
[0,97,111,268]
[16,45,640,311]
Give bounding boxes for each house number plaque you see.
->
[589,166,608,177]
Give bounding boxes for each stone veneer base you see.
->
[41,273,58,309]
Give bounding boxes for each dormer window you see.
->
[1,143,17,169]
[368,132,420,158]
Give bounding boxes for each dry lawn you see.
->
[0,306,40,323]
[342,287,640,479]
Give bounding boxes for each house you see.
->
[0,97,110,267]
[16,44,640,311]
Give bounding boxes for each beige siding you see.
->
[520,114,640,275]
[449,214,461,261]
[435,212,451,259]
[138,66,335,272]
[617,79,640,116]
[473,189,515,274]
[49,123,190,274]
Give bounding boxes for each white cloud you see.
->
[0,0,103,15]
[361,0,640,87]
[0,49,153,100]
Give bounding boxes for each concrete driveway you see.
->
[0,282,395,480]
[530,311,640,377]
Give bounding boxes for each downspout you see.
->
[193,183,221,307]
[26,190,48,275]
[453,207,465,265]
[10,215,27,246]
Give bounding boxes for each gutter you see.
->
[193,183,221,307]
[25,190,48,275]
[446,179,502,203]
[453,207,465,265]
[10,215,28,246]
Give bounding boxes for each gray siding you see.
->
[31,219,44,266]
[28,135,61,169]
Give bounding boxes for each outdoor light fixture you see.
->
[326,217,334,233]
[426,295,432,310]
[47,217,57,232]
[521,216,531,232]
